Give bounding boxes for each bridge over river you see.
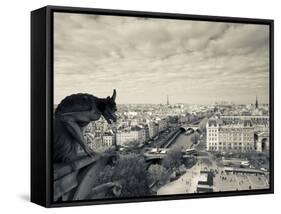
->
[180,124,200,133]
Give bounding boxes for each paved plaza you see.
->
[157,153,269,195]
[157,162,201,195]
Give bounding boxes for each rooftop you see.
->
[198,173,208,183]
[208,117,253,128]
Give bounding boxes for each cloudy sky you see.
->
[54,12,270,105]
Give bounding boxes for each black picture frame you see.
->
[31,5,274,208]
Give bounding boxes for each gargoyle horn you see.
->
[111,89,116,101]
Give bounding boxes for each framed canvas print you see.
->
[31,5,274,207]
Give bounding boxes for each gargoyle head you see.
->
[101,89,118,124]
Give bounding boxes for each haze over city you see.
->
[54,13,270,105]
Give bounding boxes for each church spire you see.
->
[167,95,169,105]
[255,95,259,109]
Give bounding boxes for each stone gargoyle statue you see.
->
[53,89,117,164]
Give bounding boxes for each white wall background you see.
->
[0,0,279,212]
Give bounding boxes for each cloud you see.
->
[54,12,270,105]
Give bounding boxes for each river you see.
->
[168,133,194,150]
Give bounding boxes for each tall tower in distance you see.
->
[167,95,170,105]
[255,95,259,109]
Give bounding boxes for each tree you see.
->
[199,118,208,133]
[191,132,200,144]
[97,153,150,198]
[168,115,179,124]
[162,148,182,170]
[147,164,168,184]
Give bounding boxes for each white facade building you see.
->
[116,127,146,146]
[102,132,114,146]
[206,118,255,152]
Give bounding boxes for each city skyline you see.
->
[54,13,270,105]
[53,95,268,106]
